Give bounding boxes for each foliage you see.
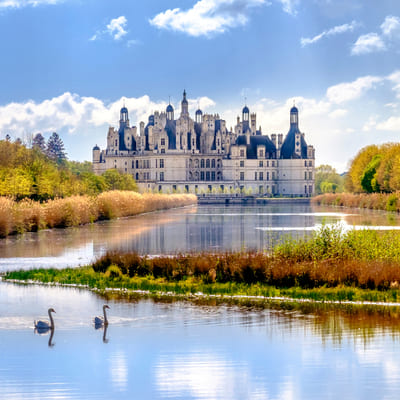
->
[46,132,67,164]
[315,164,344,194]
[32,133,46,153]
[0,140,139,200]
[102,169,138,191]
[346,143,400,193]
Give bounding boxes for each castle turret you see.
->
[181,90,189,117]
[166,103,174,121]
[92,145,100,163]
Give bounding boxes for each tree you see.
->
[315,164,344,194]
[46,132,67,164]
[32,133,46,153]
[102,169,138,191]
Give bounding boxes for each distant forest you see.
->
[0,133,137,200]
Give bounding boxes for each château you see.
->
[93,91,315,196]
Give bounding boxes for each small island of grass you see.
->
[5,225,400,306]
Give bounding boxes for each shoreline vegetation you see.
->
[5,225,400,306]
[312,192,400,213]
[0,191,197,237]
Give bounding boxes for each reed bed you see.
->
[86,225,400,291]
[0,191,197,237]
[312,192,400,212]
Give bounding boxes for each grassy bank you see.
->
[312,192,400,212]
[5,225,400,305]
[0,191,197,237]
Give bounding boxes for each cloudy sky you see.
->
[0,0,399,172]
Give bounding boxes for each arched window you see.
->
[211,159,215,168]
[201,159,205,168]
[206,159,210,168]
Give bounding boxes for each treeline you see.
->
[0,137,136,200]
[346,143,400,193]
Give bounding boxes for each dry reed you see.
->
[0,191,197,237]
[312,192,400,212]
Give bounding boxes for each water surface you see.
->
[1,282,400,400]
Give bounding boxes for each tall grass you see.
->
[87,225,400,291]
[0,191,197,237]
[313,192,400,212]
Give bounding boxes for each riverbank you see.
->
[312,192,400,212]
[4,225,400,306]
[0,191,197,237]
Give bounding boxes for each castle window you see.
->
[305,185,307,194]
[267,172,269,181]
[272,172,275,180]
[206,171,210,181]
[201,159,205,168]
[304,171,307,180]
[211,159,215,168]
[309,171,312,180]
[309,185,313,194]
[132,161,134,168]
[240,172,245,181]
[267,161,269,167]
[255,172,257,181]
[259,161,263,167]
[161,138,165,146]
[211,171,215,181]
[240,149,245,157]
[271,161,275,167]
[115,140,117,146]
[160,159,164,168]
[304,160,307,167]
[206,159,210,168]
[240,161,244,168]
[309,161,313,167]
[259,150,264,158]
[259,172,263,181]
[160,172,164,181]
[201,171,205,180]
[136,173,139,180]
[161,149,165,154]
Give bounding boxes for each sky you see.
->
[0,0,399,173]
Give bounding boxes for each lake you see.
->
[2,203,400,399]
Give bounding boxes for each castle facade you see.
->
[93,91,315,196]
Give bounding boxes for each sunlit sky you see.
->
[1,0,399,172]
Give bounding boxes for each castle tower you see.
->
[195,108,202,124]
[181,90,189,117]
[166,102,174,121]
[119,105,130,131]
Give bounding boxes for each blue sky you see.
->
[0,0,399,172]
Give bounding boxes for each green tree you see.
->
[315,164,344,194]
[32,133,46,153]
[102,169,138,191]
[47,132,67,164]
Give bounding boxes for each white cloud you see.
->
[376,116,400,131]
[278,0,299,15]
[90,16,130,42]
[351,32,386,55]
[387,70,400,99]
[381,15,400,37]
[326,75,383,104]
[0,0,62,8]
[149,0,268,37]
[329,108,348,118]
[106,16,128,40]
[301,21,358,47]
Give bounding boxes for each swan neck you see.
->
[48,310,55,329]
[103,307,108,324]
